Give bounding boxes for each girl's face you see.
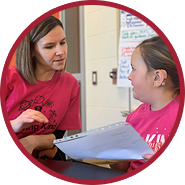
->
[128,48,155,104]
[33,25,67,79]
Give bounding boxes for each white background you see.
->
[0,0,185,185]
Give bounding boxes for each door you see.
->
[60,6,86,135]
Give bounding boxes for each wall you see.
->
[84,5,129,130]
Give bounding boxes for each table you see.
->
[38,159,125,180]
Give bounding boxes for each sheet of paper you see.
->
[54,122,154,164]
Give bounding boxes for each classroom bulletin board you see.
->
[117,11,157,87]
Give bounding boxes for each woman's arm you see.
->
[19,134,56,154]
[20,130,66,157]
[38,130,66,159]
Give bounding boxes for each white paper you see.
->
[54,122,154,164]
[117,11,157,87]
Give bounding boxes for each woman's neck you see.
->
[35,69,55,81]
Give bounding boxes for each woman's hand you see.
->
[19,134,56,155]
[142,154,177,177]
[38,146,58,159]
[19,135,37,154]
[10,109,48,132]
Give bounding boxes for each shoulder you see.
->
[126,103,148,122]
[55,72,80,94]
[62,72,77,80]
[6,66,23,83]
[7,66,18,76]
[165,98,179,121]
[58,72,79,86]
[6,66,26,98]
[130,103,148,115]
[135,103,148,112]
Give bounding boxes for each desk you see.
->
[38,159,125,180]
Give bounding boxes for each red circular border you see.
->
[2,1,184,183]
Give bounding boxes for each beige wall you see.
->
[84,5,129,130]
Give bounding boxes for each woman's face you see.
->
[128,48,155,103]
[33,25,67,78]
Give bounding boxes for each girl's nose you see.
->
[128,72,132,81]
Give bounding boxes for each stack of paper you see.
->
[54,122,154,164]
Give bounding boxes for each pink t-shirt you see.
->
[6,66,81,139]
[126,97,179,172]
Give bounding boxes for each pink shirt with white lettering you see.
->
[126,96,179,172]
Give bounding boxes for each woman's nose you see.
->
[56,45,63,55]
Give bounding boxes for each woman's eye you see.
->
[45,46,54,49]
[132,67,136,71]
[60,41,66,45]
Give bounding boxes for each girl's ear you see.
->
[154,70,167,87]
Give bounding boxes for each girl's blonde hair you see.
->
[16,16,67,84]
[137,36,180,97]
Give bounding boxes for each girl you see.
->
[6,16,81,160]
[111,36,180,172]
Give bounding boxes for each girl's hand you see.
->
[142,154,177,177]
[10,109,48,132]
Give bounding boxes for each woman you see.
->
[6,16,81,160]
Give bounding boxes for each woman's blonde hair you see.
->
[137,36,180,97]
[15,16,67,84]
